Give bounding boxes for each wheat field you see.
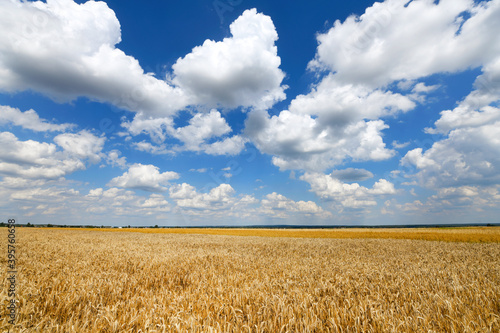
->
[1,227,499,332]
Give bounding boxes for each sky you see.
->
[1,0,499,226]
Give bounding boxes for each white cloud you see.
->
[172,8,286,110]
[289,74,415,124]
[402,121,500,188]
[0,0,189,117]
[169,183,236,210]
[106,150,127,169]
[300,172,396,211]
[84,187,171,216]
[54,130,105,164]
[131,141,172,155]
[427,105,500,135]
[245,0,500,174]
[107,163,180,192]
[259,192,331,218]
[0,105,75,132]
[125,110,247,155]
[204,135,247,156]
[385,185,500,218]
[392,140,410,149]
[10,186,80,203]
[0,131,103,179]
[246,109,394,171]
[412,82,440,94]
[171,110,231,151]
[1,2,286,126]
[310,0,500,87]
[121,114,174,144]
[189,168,207,173]
[427,57,500,135]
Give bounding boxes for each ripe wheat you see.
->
[1,228,499,332]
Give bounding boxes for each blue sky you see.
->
[1,0,499,226]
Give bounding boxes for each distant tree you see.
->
[47,224,53,228]
[27,222,33,227]
[154,225,159,228]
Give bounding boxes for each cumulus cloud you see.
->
[172,8,286,110]
[0,2,286,134]
[402,121,500,188]
[170,110,231,151]
[289,75,415,125]
[54,130,105,164]
[405,53,500,190]
[0,105,75,132]
[385,185,500,218]
[0,2,286,158]
[121,114,174,144]
[0,131,103,179]
[300,172,396,210]
[259,192,331,218]
[169,183,237,210]
[106,150,127,169]
[204,135,247,156]
[427,58,500,135]
[125,110,247,155]
[0,0,188,117]
[107,163,179,192]
[310,0,500,87]
[246,0,500,173]
[246,109,394,171]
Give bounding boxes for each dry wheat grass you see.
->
[1,228,499,332]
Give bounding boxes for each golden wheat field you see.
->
[1,227,499,332]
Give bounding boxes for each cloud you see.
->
[125,110,247,155]
[0,0,189,117]
[405,53,500,190]
[107,163,180,192]
[402,121,500,188]
[84,188,172,216]
[172,8,286,110]
[54,130,105,164]
[245,0,500,174]
[0,105,75,132]
[10,186,80,203]
[121,114,174,144]
[246,109,394,171]
[385,185,500,218]
[1,2,285,123]
[189,168,207,173]
[131,141,172,155]
[412,82,440,94]
[0,131,103,179]
[427,58,500,135]
[0,2,288,159]
[289,74,415,125]
[309,0,500,87]
[330,168,374,182]
[300,172,396,211]
[106,150,127,169]
[170,110,231,151]
[204,135,247,156]
[259,192,331,218]
[169,183,237,210]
